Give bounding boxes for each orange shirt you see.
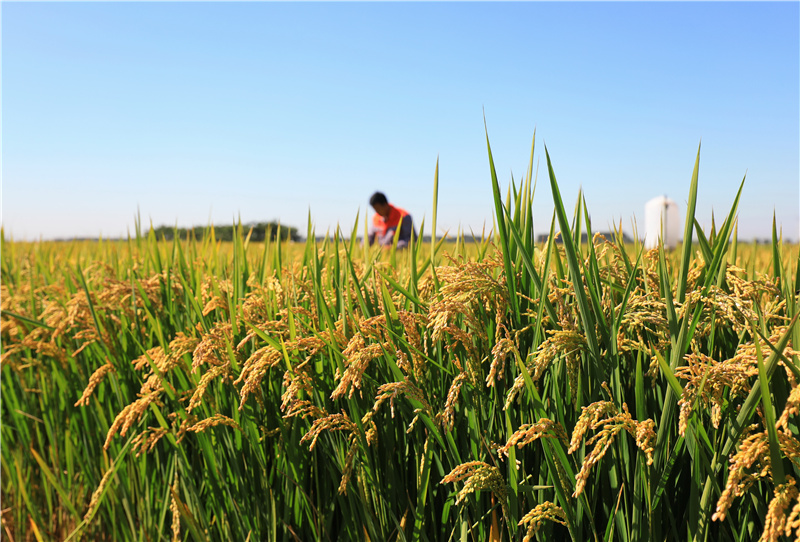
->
[372,204,410,239]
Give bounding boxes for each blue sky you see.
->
[3,1,798,242]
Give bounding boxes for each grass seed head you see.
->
[714,430,771,522]
[300,411,357,451]
[443,372,468,431]
[518,501,568,542]
[499,418,568,457]
[192,322,233,370]
[569,399,656,497]
[488,333,514,387]
[188,414,242,433]
[762,476,799,542]
[442,461,508,518]
[104,391,162,449]
[236,344,282,409]
[131,427,169,457]
[281,368,325,420]
[187,364,228,414]
[332,336,386,400]
[171,469,181,542]
[75,361,115,407]
[676,352,756,436]
[83,461,116,524]
[338,441,359,495]
[373,378,432,432]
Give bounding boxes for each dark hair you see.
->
[369,192,388,206]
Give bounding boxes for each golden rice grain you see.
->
[74,361,115,407]
[518,501,567,542]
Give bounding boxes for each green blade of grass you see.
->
[544,145,601,374]
[485,115,521,323]
[677,143,701,305]
[753,320,785,485]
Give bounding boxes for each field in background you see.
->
[2,140,800,542]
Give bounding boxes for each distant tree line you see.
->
[150,222,300,242]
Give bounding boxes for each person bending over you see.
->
[368,191,414,249]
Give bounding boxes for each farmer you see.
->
[368,191,415,249]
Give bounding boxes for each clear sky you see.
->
[3,1,798,242]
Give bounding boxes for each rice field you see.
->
[2,139,799,542]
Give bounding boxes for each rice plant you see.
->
[2,133,799,541]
